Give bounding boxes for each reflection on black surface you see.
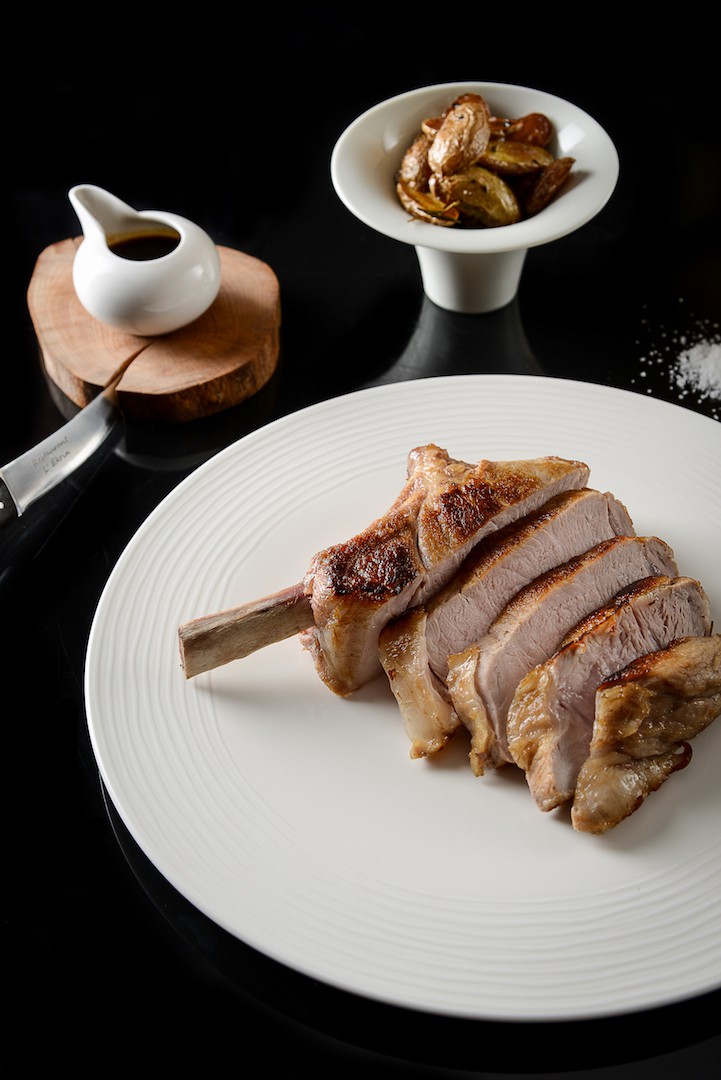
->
[367,295,545,387]
[115,368,282,472]
[0,423,124,576]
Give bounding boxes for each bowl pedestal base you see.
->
[415,246,528,314]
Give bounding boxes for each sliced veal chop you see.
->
[507,575,712,812]
[379,488,634,757]
[446,535,679,776]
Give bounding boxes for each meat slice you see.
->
[506,576,712,812]
[299,447,590,695]
[378,489,634,758]
[427,490,635,680]
[571,633,721,833]
[445,535,679,776]
[378,605,459,757]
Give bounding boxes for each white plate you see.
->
[85,375,721,1022]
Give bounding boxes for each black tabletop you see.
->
[6,19,721,1079]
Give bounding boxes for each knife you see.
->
[0,374,122,530]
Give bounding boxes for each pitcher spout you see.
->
[68,184,142,243]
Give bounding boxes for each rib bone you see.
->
[179,583,312,679]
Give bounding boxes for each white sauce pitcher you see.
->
[68,184,222,336]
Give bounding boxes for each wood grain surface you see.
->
[27,238,281,423]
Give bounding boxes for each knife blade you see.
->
[0,374,122,529]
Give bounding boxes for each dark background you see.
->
[5,14,720,1079]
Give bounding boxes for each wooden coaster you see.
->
[27,238,281,423]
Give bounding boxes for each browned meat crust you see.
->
[301,446,590,695]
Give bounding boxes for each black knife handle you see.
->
[0,477,19,529]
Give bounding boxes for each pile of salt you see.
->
[633,306,721,421]
[671,338,721,407]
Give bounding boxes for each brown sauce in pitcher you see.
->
[108,227,181,261]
